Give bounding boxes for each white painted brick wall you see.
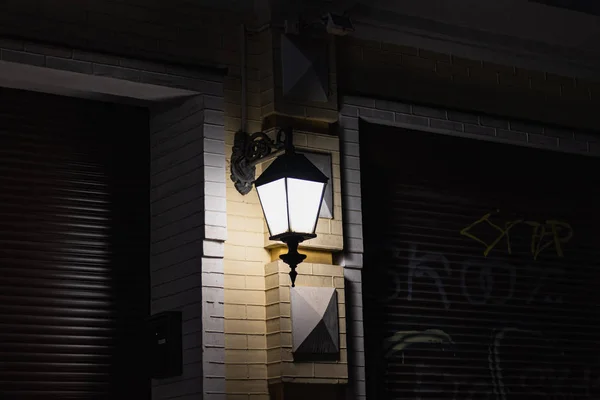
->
[150,92,226,400]
[337,104,367,400]
[201,83,227,400]
[343,95,599,156]
[150,96,205,400]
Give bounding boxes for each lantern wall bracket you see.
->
[230,127,293,195]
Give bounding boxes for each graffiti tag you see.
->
[460,210,573,260]
[385,327,600,399]
[386,244,563,308]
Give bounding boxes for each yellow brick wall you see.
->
[265,260,348,385]
[224,25,346,399]
[270,248,333,265]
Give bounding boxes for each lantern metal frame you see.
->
[229,127,328,286]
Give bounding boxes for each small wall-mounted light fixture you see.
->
[230,128,328,286]
[322,13,355,36]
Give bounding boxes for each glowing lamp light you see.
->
[256,155,327,241]
[255,143,328,286]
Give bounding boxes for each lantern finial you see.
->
[279,237,306,287]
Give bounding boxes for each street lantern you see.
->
[230,127,328,286]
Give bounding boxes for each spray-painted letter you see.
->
[407,244,452,309]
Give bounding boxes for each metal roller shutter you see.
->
[0,88,149,399]
[361,121,600,400]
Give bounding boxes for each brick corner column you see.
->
[337,97,367,400]
[202,92,227,400]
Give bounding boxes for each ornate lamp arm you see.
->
[230,128,291,195]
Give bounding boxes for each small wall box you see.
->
[147,311,182,379]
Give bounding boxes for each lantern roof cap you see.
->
[255,150,328,186]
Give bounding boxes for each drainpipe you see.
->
[240,23,272,133]
[240,23,248,133]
